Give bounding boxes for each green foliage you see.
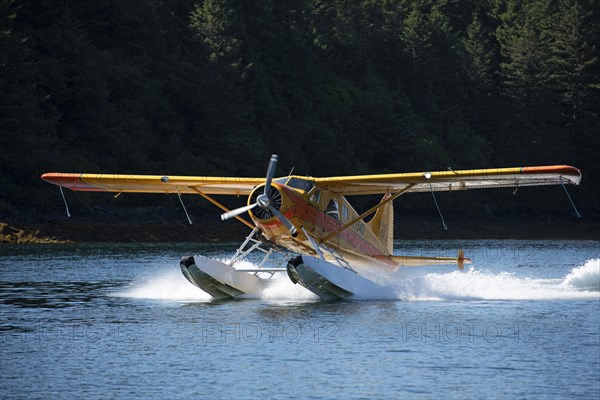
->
[0,0,598,216]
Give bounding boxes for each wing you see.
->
[314,165,581,195]
[42,165,581,196]
[41,173,265,195]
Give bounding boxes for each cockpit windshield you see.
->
[286,178,314,192]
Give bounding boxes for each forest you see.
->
[1,0,599,223]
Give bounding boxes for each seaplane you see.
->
[41,156,582,300]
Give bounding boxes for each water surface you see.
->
[1,240,599,399]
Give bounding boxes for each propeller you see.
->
[221,154,297,236]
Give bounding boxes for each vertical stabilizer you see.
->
[367,194,394,255]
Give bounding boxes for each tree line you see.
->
[1,0,598,218]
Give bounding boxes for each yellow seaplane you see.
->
[41,156,581,300]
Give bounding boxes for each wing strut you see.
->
[177,190,192,225]
[190,187,255,230]
[320,184,416,244]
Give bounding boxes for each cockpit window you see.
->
[286,178,314,192]
[274,178,289,185]
[326,199,339,220]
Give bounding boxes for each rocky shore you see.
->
[0,219,247,244]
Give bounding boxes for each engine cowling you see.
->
[248,184,283,221]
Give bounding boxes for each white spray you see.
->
[116,259,599,302]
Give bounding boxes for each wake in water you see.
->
[119,269,213,301]
[390,258,600,301]
[562,259,600,291]
[116,259,599,302]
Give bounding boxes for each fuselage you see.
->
[247,177,397,269]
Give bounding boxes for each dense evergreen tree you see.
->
[0,0,598,217]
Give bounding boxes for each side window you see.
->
[310,189,321,205]
[342,205,349,221]
[326,199,339,220]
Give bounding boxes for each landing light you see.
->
[423,173,432,179]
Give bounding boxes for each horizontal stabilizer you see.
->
[391,253,472,267]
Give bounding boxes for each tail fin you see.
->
[458,249,465,271]
[368,194,394,255]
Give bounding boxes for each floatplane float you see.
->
[42,156,581,300]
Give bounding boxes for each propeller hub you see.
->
[250,185,282,220]
[256,194,270,208]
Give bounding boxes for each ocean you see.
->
[1,240,599,399]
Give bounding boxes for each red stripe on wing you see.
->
[40,173,105,192]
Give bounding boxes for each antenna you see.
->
[560,176,581,218]
[429,183,448,230]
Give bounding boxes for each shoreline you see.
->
[2,214,598,244]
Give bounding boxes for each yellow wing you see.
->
[42,165,581,196]
[41,173,265,195]
[314,165,581,195]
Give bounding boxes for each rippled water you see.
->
[1,240,599,399]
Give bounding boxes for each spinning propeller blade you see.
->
[269,206,297,236]
[264,154,278,196]
[221,203,257,221]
